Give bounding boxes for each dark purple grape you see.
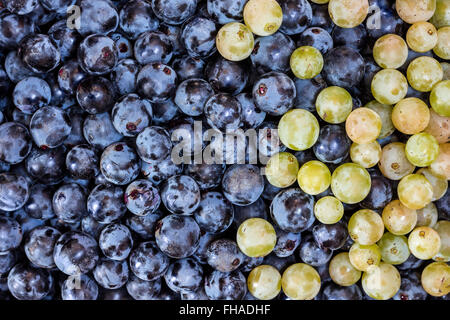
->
[174,78,214,117]
[48,20,81,62]
[152,98,179,125]
[0,122,32,164]
[159,23,185,56]
[119,0,159,39]
[78,35,118,76]
[13,77,51,114]
[0,173,29,212]
[141,154,183,186]
[222,165,264,206]
[273,227,302,258]
[278,0,312,35]
[393,272,428,300]
[39,0,75,14]
[312,222,348,250]
[0,12,35,49]
[397,254,426,271]
[361,175,393,210]
[126,274,161,300]
[161,175,200,215]
[93,258,129,289]
[83,112,123,150]
[204,270,246,300]
[0,250,17,275]
[61,274,98,300]
[323,46,365,89]
[100,142,140,185]
[366,8,404,40]
[81,215,104,239]
[0,216,22,253]
[125,179,161,216]
[236,92,266,129]
[111,94,152,137]
[297,27,333,54]
[313,125,351,164]
[136,126,172,163]
[24,226,61,268]
[207,0,246,24]
[181,287,209,300]
[172,56,205,82]
[125,211,163,240]
[87,184,127,224]
[321,283,363,300]
[76,77,116,114]
[298,235,332,266]
[78,0,119,36]
[100,287,132,300]
[18,34,60,73]
[435,188,449,221]
[204,93,242,132]
[136,63,177,103]
[205,56,248,95]
[151,0,197,25]
[181,16,217,59]
[293,74,327,112]
[7,263,52,300]
[233,197,267,226]
[258,121,286,158]
[310,3,334,33]
[164,258,204,293]
[25,146,66,185]
[332,25,367,51]
[134,31,173,65]
[185,163,225,191]
[30,106,71,149]
[129,241,170,281]
[56,60,87,95]
[52,183,87,223]
[110,33,133,60]
[65,144,99,179]
[194,191,233,234]
[206,239,244,272]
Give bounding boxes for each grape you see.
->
[315,86,352,124]
[408,226,441,260]
[421,262,450,297]
[429,143,450,180]
[345,107,382,144]
[331,163,371,204]
[371,69,408,105]
[429,80,450,117]
[278,109,320,151]
[431,0,450,29]
[392,97,430,135]
[281,263,321,300]
[265,152,299,188]
[216,23,254,62]
[407,56,443,92]
[297,160,331,195]
[405,133,440,167]
[314,196,344,224]
[350,141,382,168]
[373,34,408,69]
[328,0,369,29]
[379,142,415,180]
[348,209,384,245]
[365,100,395,139]
[290,46,324,79]
[382,200,418,235]
[425,109,450,144]
[421,169,448,203]
[433,221,450,262]
[395,0,436,24]
[247,265,281,300]
[433,27,450,60]
[237,218,277,258]
[349,243,381,272]
[442,62,450,80]
[243,0,283,36]
[398,174,433,210]
[377,233,410,265]
[406,22,438,53]
[361,262,401,300]
[416,202,438,228]
[329,252,361,287]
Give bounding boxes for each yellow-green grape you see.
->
[216,22,254,61]
[328,0,369,29]
[408,226,441,260]
[348,209,384,245]
[442,62,450,80]
[331,163,371,204]
[247,265,281,300]
[406,22,438,53]
[424,109,450,144]
[350,141,382,168]
[382,200,418,235]
[371,69,408,105]
[433,220,450,262]
[429,143,450,180]
[429,80,450,117]
[281,263,321,300]
[278,109,320,151]
[398,174,433,210]
[407,56,443,92]
[430,0,450,29]
[373,34,408,69]
[365,100,395,139]
[310,0,329,3]
[395,0,436,24]
[416,202,439,228]
[377,233,410,265]
[290,46,324,80]
[421,262,450,297]
[417,168,448,201]
[297,160,331,195]
[392,97,430,135]
[237,218,277,258]
[433,27,450,59]
[329,252,361,286]
[345,107,382,144]
[265,152,299,188]
[243,0,283,36]
[361,263,401,300]
[405,133,440,167]
[349,243,382,272]
[378,142,415,180]
[314,196,344,224]
[315,86,352,124]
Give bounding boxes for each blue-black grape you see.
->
[99,223,133,261]
[87,184,127,224]
[164,258,204,293]
[129,241,170,281]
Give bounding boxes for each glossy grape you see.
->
[237,218,276,258]
[348,209,384,245]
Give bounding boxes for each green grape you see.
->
[247,265,281,300]
[278,109,320,151]
[382,200,417,235]
[433,220,450,262]
[392,97,430,135]
[349,243,382,272]
[345,107,382,144]
[405,133,440,167]
[329,252,361,286]
[417,168,448,201]
[416,202,439,228]
[406,22,438,53]
[429,80,450,117]
[243,0,282,36]
[237,218,277,258]
[331,163,371,204]
[265,152,299,188]
[281,263,321,300]
[407,56,443,92]
[216,22,254,61]
[433,27,450,60]
[398,174,433,210]
[373,34,408,69]
[365,100,395,139]
[378,142,415,180]
[377,232,410,265]
[362,263,401,300]
[408,226,441,260]
[328,0,369,28]
[314,196,344,224]
[421,262,450,297]
[430,0,450,29]
[396,0,436,24]
[350,141,382,168]
[290,46,324,79]
[371,69,408,105]
[315,86,352,124]
[441,62,450,80]
[430,143,450,180]
[424,109,450,144]
[297,160,331,195]
[348,209,384,245]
